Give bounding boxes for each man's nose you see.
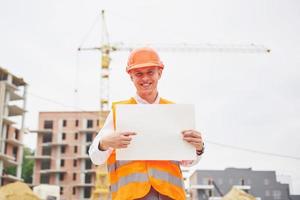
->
[141,75,149,81]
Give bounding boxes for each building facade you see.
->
[189,168,298,200]
[30,111,108,200]
[0,67,27,185]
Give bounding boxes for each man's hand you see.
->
[182,130,204,151]
[99,132,136,150]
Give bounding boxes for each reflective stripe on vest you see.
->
[108,160,180,173]
[148,168,184,189]
[110,168,184,193]
[110,172,149,193]
[109,97,186,200]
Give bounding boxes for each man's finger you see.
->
[182,129,197,133]
[183,133,202,140]
[119,144,128,148]
[182,130,201,138]
[121,135,133,141]
[183,137,202,143]
[121,132,137,136]
[189,142,203,149]
[122,141,131,145]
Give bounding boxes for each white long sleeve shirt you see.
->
[89,94,202,166]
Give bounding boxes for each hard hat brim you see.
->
[126,62,164,73]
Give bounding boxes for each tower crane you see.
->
[77,10,270,200]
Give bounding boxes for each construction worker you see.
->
[89,47,204,200]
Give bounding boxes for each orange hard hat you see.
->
[126,47,164,73]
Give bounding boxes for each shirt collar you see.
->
[134,93,160,104]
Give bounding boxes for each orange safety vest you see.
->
[107,97,186,200]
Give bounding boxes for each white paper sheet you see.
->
[115,104,197,160]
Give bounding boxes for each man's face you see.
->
[129,66,162,96]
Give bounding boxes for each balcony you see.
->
[0,174,23,182]
[8,105,26,116]
[79,129,98,134]
[26,155,51,160]
[41,142,68,147]
[73,183,94,188]
[0,153,18,167]
[40,169,66,174]
[9,91,23,101]
[5,138,23,146]
[30,129,52,134]
[2,117,15,125]
[77,154,90,159]
[233,185,251,190]
[0,152,15,161]
[190,184,214,190]
[4,81,17,91]
[84,169,97,174]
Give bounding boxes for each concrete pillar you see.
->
[17,84,28,179]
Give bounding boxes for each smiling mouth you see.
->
[140,82,152,88]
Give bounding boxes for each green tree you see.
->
[22,147,34,183]
[5,146,34,183]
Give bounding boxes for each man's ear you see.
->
[129,73,134,81]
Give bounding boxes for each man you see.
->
[89,47,204,200]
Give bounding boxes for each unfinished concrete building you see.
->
[0,67,27,185]
[30,111,108,200]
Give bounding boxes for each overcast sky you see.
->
[1,0,300,194]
